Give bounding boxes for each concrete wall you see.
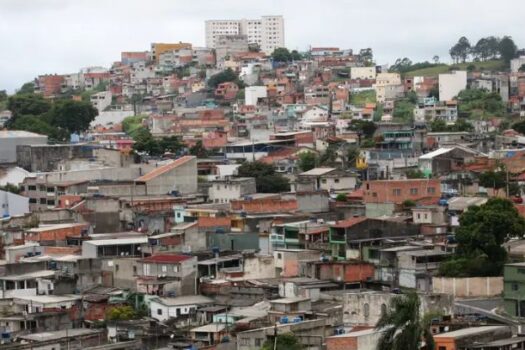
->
[0,134,48,164]
[296,191,329,213]
[432,277,503,298]
[17,144,92,172]
[145,158,197,195]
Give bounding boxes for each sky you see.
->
[1,0,524,93]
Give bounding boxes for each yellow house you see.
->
[151,42,192,63]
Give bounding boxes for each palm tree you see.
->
[375,293,436,350]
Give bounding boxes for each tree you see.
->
[473,38,491,61]
[478,170,506,193]
[298,151,317,172]
[290,50,302,61]
[376,293,435,350]
[261,333,303,350]
[47,99,98,134]
[207,68,238,88]
[349,120,377,139]
[271,48,292,62]
[439,198,525,277]
[7,93,51,121]
[519,64,525,73]
[450,36,471,63]
[106,305,137,321]
[405,169,425,179]
[486,36,501,59]
[159,136,184,154]
[17,82,35,95]
[393,99,415,122]
[389,57,413,74]
[11,115,67,140]
[457,88,506,118]
[512,120,525,134]
[359,48,374,65]
[0,183,20,194]
[432,55,440,64]
[237,161,290,193]
[189,140,208,158]
[499,36,518,65]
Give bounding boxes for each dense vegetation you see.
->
[6,89,98,141]
[236,161,290,193]
[439,198,525,277]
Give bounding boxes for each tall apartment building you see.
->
[205,16,284,55]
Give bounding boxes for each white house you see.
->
[150,295,214,322]
[0,190,30,218]
[438,71,467,101]
[245,86,267,106]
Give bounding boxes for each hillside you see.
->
[404,60,505,77]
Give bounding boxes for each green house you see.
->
[503,262,525,317]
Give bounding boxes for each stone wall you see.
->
[432,276,503,298]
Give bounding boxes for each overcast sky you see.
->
[1,0,524,92]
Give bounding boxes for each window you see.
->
[29,198,37,204]
[512,283,519,291]
[40,198,47,204]
[277,253,282,259]
[321,179,327,184]
[417,214,421,219]
[427,187,436,194]
[255,339,263,347]
[115,264,119,272]
[162,265,167,272]
[372,192,377,197]
[363,303,370,318]
[173,265,180,273]
[157,309,163,315]
[410,188,418,195]
[334,179,340,183]
[439,347,447,350]
[393,189,401,196]
[518,269,525,274]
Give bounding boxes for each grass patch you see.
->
[404,60,505,77]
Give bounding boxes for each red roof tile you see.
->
[331,217,367,228]
[140,254,192,264]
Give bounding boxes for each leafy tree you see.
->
[18,82,36,95]
[159,136,184,154]
[359,48,374,65]
[457,89,506,118]
[389,57,413,74]
[336,193,347,202]
[47,99,98,134]
[499,36,518,65]
[189,140,208,158]
[290,50,302,61]
[11,115,68,141]
[473,38,491,61]
[207,68,238,88]
[298,151,317,172]
[432,55,440,64]
[439,198,525,277]
[262,333,303,350]
[512,120,525,134]
[450,36,471,63]
[132,128,162,156]
[486,36,501,59]
[319,145,338,167]
[376,293,435,350]
[406,169,425,179]
[519,64,525,73]
[7,93,51,121]
[237,161,290,193]
[348,120,377,138]
[0,183,20,194]
[402,199,417,208]
[106,305,137,321]
[271,48,289,62]
[478,170,506,192]
[0,90,7,103]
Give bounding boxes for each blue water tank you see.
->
[280,316,288,324]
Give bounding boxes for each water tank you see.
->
[280,316,288,324]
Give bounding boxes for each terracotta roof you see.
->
[331,217,367,228]
[140,254,192,264]
[135,156,195,182]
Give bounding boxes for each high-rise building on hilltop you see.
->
[205,16,284,55]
